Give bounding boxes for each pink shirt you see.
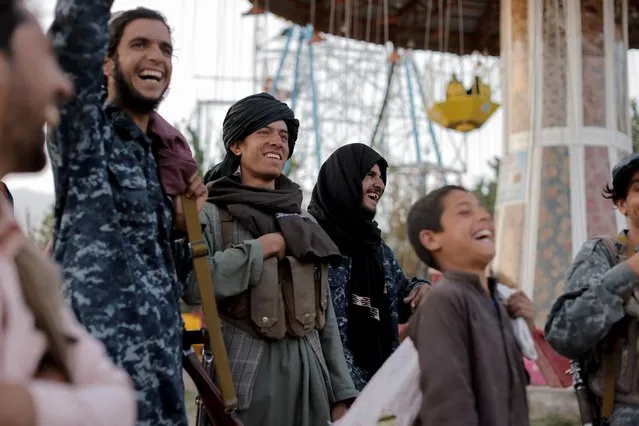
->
[0,257,137,426]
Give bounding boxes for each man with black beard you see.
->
[47,3,205,426]
[308,144,430,391]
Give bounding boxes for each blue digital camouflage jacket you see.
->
[329,241,428,390]
[47,1,187,425]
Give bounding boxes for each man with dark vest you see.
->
[182,92,358,426]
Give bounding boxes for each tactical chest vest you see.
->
[215,208,330,340]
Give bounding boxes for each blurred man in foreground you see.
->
[0,1,135,424]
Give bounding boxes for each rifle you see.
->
[568,359,597,426]
[180,196,240,426]
[182,329,241,426]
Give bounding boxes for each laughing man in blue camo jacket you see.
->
[47,1,206,425]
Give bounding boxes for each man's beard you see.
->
[113,61,167,114]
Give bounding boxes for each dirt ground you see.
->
[183,377,582,426]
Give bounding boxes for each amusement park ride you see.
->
[191,0,639,328]
[249,1,503,175]
[429,73,500,132]
[223,0,507,277]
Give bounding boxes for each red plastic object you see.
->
[531,328,572,388]
[524,358,547,385]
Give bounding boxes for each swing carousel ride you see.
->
[221,0,639,389]
[194,0,639,328]
[193,0,503,200]
[250,0,502,135]
[192,0,504,267]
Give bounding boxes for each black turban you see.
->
[205,93,300,183]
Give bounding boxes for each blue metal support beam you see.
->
[306,25,323,174]
[371,59,397,151]
[410,56,446,185]
[289,29,305,112]
[269,26,294,97]
[404,56,425,192]
[283,27,306,175]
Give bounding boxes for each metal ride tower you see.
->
[254,22,466,193]
[247,7,470,235]
[190,1,503,274]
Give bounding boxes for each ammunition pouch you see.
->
[216,210,329,340]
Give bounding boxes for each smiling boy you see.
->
[406,185,530,426]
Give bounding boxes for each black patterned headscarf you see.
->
[307,143,393,377]
[204,93,299,183]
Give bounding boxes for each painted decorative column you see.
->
[493,0,631,327]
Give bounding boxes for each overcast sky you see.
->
[6,0,639,196]
[7,0,261,193]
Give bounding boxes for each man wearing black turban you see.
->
[308,143,430,391]
[204,92,300,183]
[181,93,357,426]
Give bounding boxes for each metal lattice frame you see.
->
[189,4,504,239]
[253,21,468,204]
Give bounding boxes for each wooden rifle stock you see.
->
[182,344,240,426]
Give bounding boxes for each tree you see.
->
[37,206,55,248]
[471,157,500,214]
[181,124,208,177]
[383,177,426,278]
[631,99,639,153]
[24,204,55,249]
[24,209,37,243]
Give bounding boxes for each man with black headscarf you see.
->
[181,92,358,426]
[308,143,430,391]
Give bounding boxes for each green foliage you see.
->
[285,157,301,178]
[471,157,500,215]
[24,210,37,243]
[25,204,55,249]
[181,124,207,177]
[631,99,639,153]
[38,206,55,246]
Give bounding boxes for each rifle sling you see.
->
[182,196,237,411]
[595,235,620,420]
[602,342,619,419]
